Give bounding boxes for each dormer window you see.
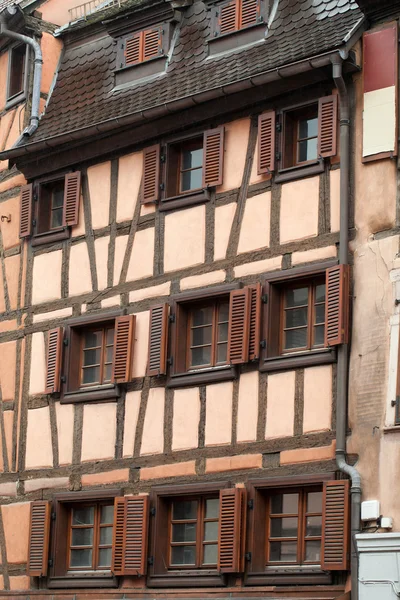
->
[118,26,164,69]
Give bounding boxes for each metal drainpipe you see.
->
[331,55,362,600]
[0,5,43,143]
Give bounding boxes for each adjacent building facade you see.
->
[0,0,399,598]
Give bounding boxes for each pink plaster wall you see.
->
[303,365,332,433]
[4,254,20,310]
[280,177,319,244]
[1,503,30,563]
[126,228,155,281]
[117,152,143,222]
[113,235,128,285]
[205,382,233,446]
[0,341,16,402]
[81,403,117,462]
[29,333,46,395]
[217,118,250,193]
[38,0,81,26]
[25,407,53,469]
[32,251,62,304]
[95,236,110,291]
[214,203,236,261]
[164,206,205,272]
[87,162,111,230]
[5,105,24,149]
[140,387,165,455]
[123,391,141,457]
[237,192,271,254]
[265,371,295,438]
[132,311,150,378]
[3,410,13,468]
[40,32,62,95]
[69,242,92,296]
[55,402,74,465]
[0,195,20,250]
[237,371,258,443]
[172,387,200,450]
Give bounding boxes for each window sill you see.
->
[5,90,26,111]
[383,425,400,434]
[274,159,324,184]
[160,189,210,211]
[31,227,70,247]
[48,575,117,589]
[207,23,265,57]
[245,569,331,586]
[168,366,236,388]
[115,56,166,88]
[147,572,224,588]
[261,348,336,372]
[60,385,120,404]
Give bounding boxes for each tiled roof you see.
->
[27,0,363,144]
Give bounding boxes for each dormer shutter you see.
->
[258,111,276,174]
[142,145,160,204]
[45,328,63,394]
[202,127,225,188]
[62,171,81,227]
[240,0,260,28]
[218,0,237,35]
[318,95,338,158]
[124,32,141,66]
[143,27,163,61]
[19,183,33,239]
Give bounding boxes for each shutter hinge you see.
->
[48,558,54,567]
[167,356,173,367]
[150,507,156,517]
[261,294,268,304]
[160,182,165,191]
[275,151,281,160]
[148,556,154,566]
[33,193,38,202]
[247,499,254,510]
[169,314,175,323]
[63,338,69,346]
[245,552,252,562]
[260,340,266,349]
[51,512,56,521]
[60,375,66,383]
[160,153,166,163]
[32,219,36,227]
[275,122,282,132]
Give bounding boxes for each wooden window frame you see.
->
[186,298,229,371]
[260,262,337,372]
[245,474,334,586]
[6,42,29,109]
[79,324,115,388]
[60,312,122,404]
[31,172,70,247]
[168,284,239,388]
[148,482,228,588]
[48,490,121,589]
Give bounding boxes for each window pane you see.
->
[203,544,218,564]
[71,528,93,546]
[172,522,197,543]
[100,526,113,545]
[182,147,203,170]
[70,548,92,568]
[182,168,202,192]
[106,328,115,344]
[104,364,112,382]
[314,325,324,346]
[98,547,112,567]
[298,137,318,162]
[192,307,213,327]
[315,304,325,324]
[83,348,101,367]
[173,500,198,520]
[306,516,322,537]
[82,366,101,384]
[204,521,218,541]
[307,491,323,513]
[315,284,325,303]
[269,541,297,562]
[271,493,299,515]
[285,307,308,328]
[284,328,307,350]
[218,322,228,342]
[52,188,64,209]
[191,346,212,366]
[305,540,321,562]
[270,517,298,538]
[205,498,219,519]
[298,116,318,139]
[192,325,212,346]
[72,507,94,525]
[9,46,25,97]
[51,208,63,229]
[218,302,229,322]
[285,287,308,308]
[171,545,196,565]
[217,343,228,364]
[84,330,102,348]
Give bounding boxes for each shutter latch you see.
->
[260,340,266,349]
[275,151,281,160]
[169,314,175,323]
[48,558,54,567]
[247,499,254,509]
[148,556,154,565]
[245,552,252,562]
[167,356,173,367]
[150,507,156,517]
[261,294,268,304]
[51,512,56,521]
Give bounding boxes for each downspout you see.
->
[331,55,362,600]
[0,5,43,143]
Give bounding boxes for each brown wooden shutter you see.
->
[19,183,33,238]
[27,501,51,577]
[258,111,276,174]
[124,495,149,576]
[321,480,350,571]
[325,264,350,347]
[318,95,338,158]
[248,283,262,361]
[143,27,162,61]
[112,315,136,384]
[228,288,251,364]
[218,488,246,573]
[112,496,126,576]
[142,144,160,204]
[240,0,259,28]
[219,0,237,35]
[147,304,169,376]
[203,127,224,188]
[125,32,141,66]
[62,171,81,227]
[45,327,63,394]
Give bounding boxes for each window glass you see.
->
[69,503,113,571]
[180,140,203,192]
[81,326,115,386]
[8,45,25,99]
[189,300,229,369]
[283,104,318,169]
[281,280,325,353]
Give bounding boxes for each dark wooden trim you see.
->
[159,189,210,212]
[245,572,332,585]
[66,311,123,327]
[248,472,335,489]
[31,228,70,247]
[54,489,123,502]
[275,160,324,183]
[172,282,241,303]
[60,385,120,404]
[167,366,236,388]
[147,574,224,588]
[362,151,395,163]
[264,260,338,283]
[47,575,118,589]
[151,481,230,496]
[261,349,336,372]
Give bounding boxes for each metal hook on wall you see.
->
[0,214,11,223]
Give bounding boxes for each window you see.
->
[187,299,229,370]
[118,26,166,69]
[282,105,318,168]
[211,0,264,36]
[281,278,325,353]
[7,44,27,104]
[45,314,135,403]
[166,137,204,199]
[19,172,81,245]
[68,502,114,572]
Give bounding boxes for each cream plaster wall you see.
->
[291,245,337,266]
[164,206,205,272]
[113,235,128,285]
[0,196,20,250]
[55,402,74,465]
[4,254,20,310]
[214,203,236,261]
[180,270,225,291]
[95,236,110,291]
[237,371,258,443]
[129,281,171,302]
[141,387,165,455]
[81,403,117,462]
[0,341,16,402]
[205,382,233,446]
[218,118,250,193]
[6,105,24,149]
[1,503,30,563]
[303,365,332,433]
[280,177,319,244]
[117,151,143,222]
[40,33,62,95]
[87,162,111,230]
[32,251,62,304]
[237,192,271,254]
[29,333,46,395]
[265,371,295,438]
[172,388,200,451]
[3,411,13,469]
[123,391,141,457]
[234,255,282,278]
[126,228,154,281]
[0,109,15,152]
[69,242,92,296]
[132,310,150,378]
[25,407,53,469]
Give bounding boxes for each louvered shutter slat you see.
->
[325,265,350,347]
[219,0,237,34]
[240,0,259,28]
[143,27,161,61]
[258,111,275,174]
[318,95,338,158]
[62,171,81,227]
[248,283,262,361]
[27,501,51,577]
[124,496,149,576]
[45,328,63,394]
[112,497,126,576]
[147,304,169,376]
[125,33,141,65]
[321,480,350,570]
[142,145,160,204]
[19,183,33,238]
[112,315,136,384]
[203,127,224,188]
[218,488,246,573]
[228,288,250,364]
